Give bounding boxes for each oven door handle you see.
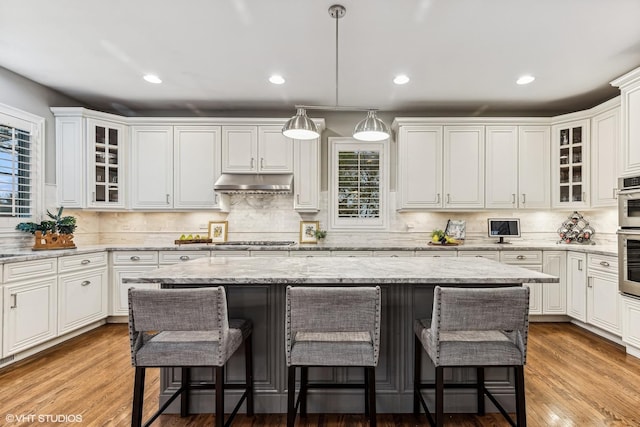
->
[618,229,640,235]
[617,189,640,196]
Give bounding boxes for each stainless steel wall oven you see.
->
[618,176,640,297]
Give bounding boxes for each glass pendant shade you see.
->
[282,108,320,140]
[353,110,390,141]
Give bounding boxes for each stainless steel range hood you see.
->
[214,174,293,194]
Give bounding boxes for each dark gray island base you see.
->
[125,256,557,415]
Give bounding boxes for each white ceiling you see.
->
[2,0,640,116]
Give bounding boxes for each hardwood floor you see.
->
[0,323,639,426]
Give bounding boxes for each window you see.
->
[329,138,388,229]
[0,103,43,230]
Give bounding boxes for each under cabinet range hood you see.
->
[214,174,293,194]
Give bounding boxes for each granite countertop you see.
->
[123,256,558,285]
[0,241,618,264]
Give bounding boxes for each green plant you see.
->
[314,229,327,239]
[16,207,77,235]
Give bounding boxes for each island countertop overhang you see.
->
[124,256,558,285]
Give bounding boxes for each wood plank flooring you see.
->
[0,323,639,426]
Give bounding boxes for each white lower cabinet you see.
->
[586,254,621,335]
[3,277,57,356]
[58,268,108,335]
[110,251,159,316]
[622,294,640,357]
[566,252,588,322]
[499,251,543,314]
[542,251,567,314]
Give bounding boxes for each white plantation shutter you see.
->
[329,138,388,229]
[0,123,32,218]
[337,150,380,218]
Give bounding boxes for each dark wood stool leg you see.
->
[215,366,225,427]
[515,365,527,427]
[180,367,190,417]
[367,367,377,427]
[364,366,370,417]
[413,335,422,415]
[477,367,485,415]
[287,366,297,427]
[132,367,145,427]
[300,366,308,417]
[435,366,444,427]
[244,334,254,416]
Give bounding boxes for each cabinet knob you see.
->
[600,261,610,267]
[130,256,141,261]
[81,280,91,286]
[179,255,190,261]
[516,255,525,260]
[81,259,91,265]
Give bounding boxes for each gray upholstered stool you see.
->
[128,287,253,427]
[285,286,381,427]
[414,286,530,427]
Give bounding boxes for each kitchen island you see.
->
[126,256,557,415]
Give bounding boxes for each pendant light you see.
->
[281,4,390,142]
[282,108,319,140]
[353,110,391,141]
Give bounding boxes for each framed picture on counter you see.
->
[445,219,466,241]
[300,221,319,244]
[208,221,228,243]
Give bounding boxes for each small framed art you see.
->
[299,221,319,244]
[208,221,228,243]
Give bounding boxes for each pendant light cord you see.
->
[335,10,339,107]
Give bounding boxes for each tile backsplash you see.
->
[16,192,612,248]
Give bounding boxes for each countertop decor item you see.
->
[557,211,595,245]
[175,234,212,245]
[208,221,228,243]
[16,207,77,250]
[300,220,320,244]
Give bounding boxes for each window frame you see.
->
[0,103,44,232]
[328,137,389,230]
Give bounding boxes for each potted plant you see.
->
[16,207,77,250]
[314,229,327,241]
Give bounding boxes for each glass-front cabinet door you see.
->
[87,118,125,208]
[552,119,589,208]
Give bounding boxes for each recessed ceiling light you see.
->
[393,74,410,85]
[516,75,535,85]
[269,75,285,85]
[143,74,162,84]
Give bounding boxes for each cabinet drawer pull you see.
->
[516,255,525,260]
[179,255,190,261]
[522,193,526,204]
[587,277,593,288]
[512,193,516,204]
[578,259,582,271]
[250,158,255,169]
[81,259,91,265]
[446,193,451,204]
[130,256,141,261]
[436,193,441,204]
[81,280,91,286]
[600,261,610,267]
[166,194,170,204]
[390,255,399,258]
[10,293,17,309]
[260,158,264,169]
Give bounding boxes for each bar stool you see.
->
[414,286,530,427]
[285,286,381,427]
[128,287,253,427]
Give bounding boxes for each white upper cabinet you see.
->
[131,125,227,210]
[590,104,620,207]
[611,68,640,177]
[518,126,551,209]
[396,125,443,209]
[551,119,590,208]
[52,108,127,209]
[130,126,174,209]
[222,125,293,173]
[485,126,518,209]
[443,126,484,209]
[293,137,321,211]
[173,126,223,209]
